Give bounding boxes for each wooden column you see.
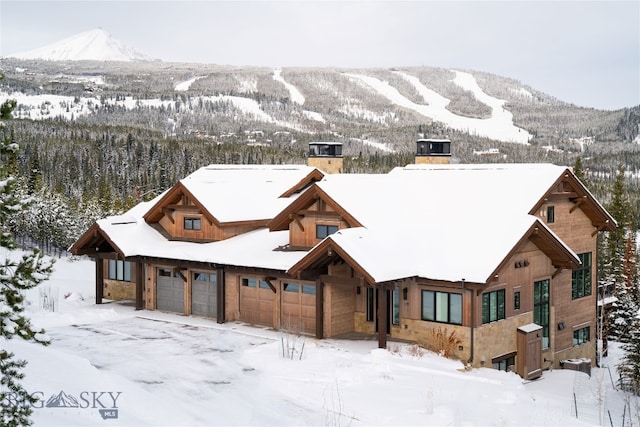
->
[135,261,144,310]
[95,257,104,305]
[377,284,387,349]
[216,268,225,324]
[316,280,324,339]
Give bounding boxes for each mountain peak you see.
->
[8,28,156,62]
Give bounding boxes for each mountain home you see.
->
[71,142,615,379]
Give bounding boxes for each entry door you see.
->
[156,268,185,314]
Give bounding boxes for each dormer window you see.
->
[184,217,201,231]
[546,206,555,223]
[316,224,338,239]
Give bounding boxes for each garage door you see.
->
[240,278,274,327]
[282,282,316,335]
[191,271,217,318]
[156,268,185,314]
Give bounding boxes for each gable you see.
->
[530,168,616,233]
[486,220,580,283]
[269,184,363,232]
[70,222,124,257]
[143,182,218,226]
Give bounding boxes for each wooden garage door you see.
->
[282,282,316,335]
[156,268,185,314]
[240,278,274,327]
[191,271,217,318]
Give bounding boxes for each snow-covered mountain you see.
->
[8,29,155,62]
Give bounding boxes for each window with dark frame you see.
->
[534,279,550,349]
[316,224,339,239]
[514,291,521,310]
[421,290,462,325]
[366,288,375,322]
[573,326,590,346]
[572,252,592,299]
[547,206,555,223]
[482,289,505,324]
[492,355,516,372]
[184,217,201,231]
[392,288,400,326]
[108,260,131,282]
[242,278,257,287]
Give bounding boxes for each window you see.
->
[158,268,173,277]
[316,224,339,239]
[108,260,131,282]
[242,278,269,289]
[573,327,590,346]
[366,288,375,322]
[193,272,216,283]
[572,252,592,299]
[302,285,316,295]
[534,279,550,349]
[242,278,256,287]
[482,290,505,324]
[184,217,201,231]
[283,283,299,292]
[546,206,555,223]
[492,354,516,372]
[514,291,521,310]
[421,290,462,325]
[392,288,400,326]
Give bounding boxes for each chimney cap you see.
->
[416,138,451,157]
[308,142,343,158]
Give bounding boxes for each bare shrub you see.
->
[427,327,462,358]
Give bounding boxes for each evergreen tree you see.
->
[618,316,640,395]
[600,166,635,343]
[0,99,54,426]
[572,156,589,189]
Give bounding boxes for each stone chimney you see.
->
[415,138,451,164]
[307,142,343,174]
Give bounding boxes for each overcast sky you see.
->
[1,1,638,110]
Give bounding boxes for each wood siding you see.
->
[289,199,347,248]
[538,198,598,366]
[323,283,355,337]
[158,208,257,241]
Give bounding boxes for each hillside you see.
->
[1,58,636,151]
[1,48,639,250]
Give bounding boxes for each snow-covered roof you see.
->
[158,164,320,223]
[287,163,581,283]
[87,164,321,270]
[97,213,306,271]
[81,162,585,283]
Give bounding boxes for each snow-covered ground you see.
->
[347,70,531,144]
[174,76,206,91]
[1,68,533,144]
[2,253,637,426]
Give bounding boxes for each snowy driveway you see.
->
[4,256,633,426]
